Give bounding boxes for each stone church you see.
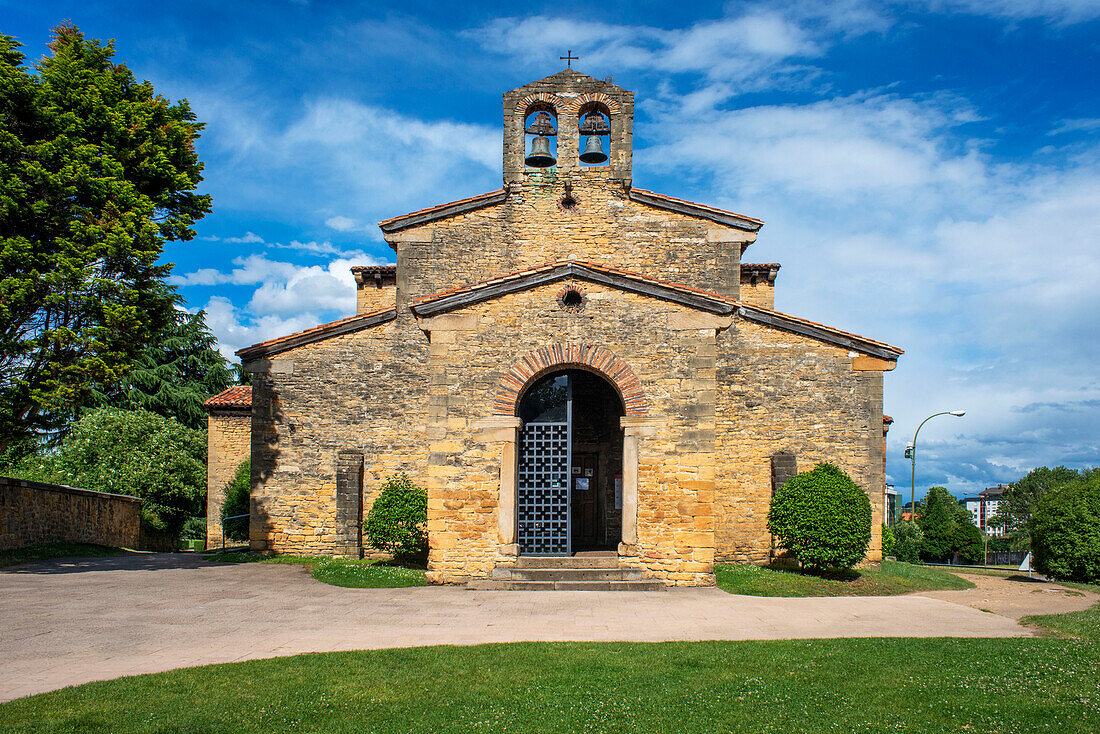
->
[231,69,902,586]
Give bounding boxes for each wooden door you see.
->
[571,452,598,550]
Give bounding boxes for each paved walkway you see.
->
[0,553,1062,702]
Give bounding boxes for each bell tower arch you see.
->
[502,69,634,185]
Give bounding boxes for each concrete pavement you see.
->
[0,553,1036,702]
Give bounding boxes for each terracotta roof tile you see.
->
[203,385,251,409]
[236,307,396,359]
[628,188,764,229]
[350,265,396,274]
[378,188,508,232]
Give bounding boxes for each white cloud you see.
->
[325,215,358,231]
[224,231,265,244]
[916,0,1100,24]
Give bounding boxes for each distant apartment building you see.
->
[961,485,1007,536]
[885,485,901,525]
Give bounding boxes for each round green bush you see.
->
[221,460,251,541]
[767,462,872,570]
[1029,473,1100,582]
[892,520,923,563]
[364,473,427,563]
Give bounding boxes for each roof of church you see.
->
[506,68,629,96]
[203,385,252,410]
[350,265,396,274]
[236,307,397,360]
[376,186,763,237]
[411,259,903,359]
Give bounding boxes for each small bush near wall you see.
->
[1029,472,1100,583]
[881,523,896,557]
[767,462,872,571]
[222,460,251,541]
[892,521,923,563]
[364,473,427,564]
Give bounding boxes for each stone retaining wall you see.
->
[0,476,143,551]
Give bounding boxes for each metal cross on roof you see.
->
[560,50,578,68]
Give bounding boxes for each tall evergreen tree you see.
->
[89,309,232,430]
[0,25,211,452]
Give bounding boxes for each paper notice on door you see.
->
[575,478,590,491]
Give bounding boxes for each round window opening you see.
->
[558,287,587,313]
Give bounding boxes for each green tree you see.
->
[0,25,211,452]
[1029,471,1100,582]
[221,460,251,542]
[364,473,428,563]
[990,466,1082,547]
[892,520,923,563]
[767,462,872,571]
[918,486,983,563]
[89,309,231,430]
[8,407,206,535]
[918,487,958,562]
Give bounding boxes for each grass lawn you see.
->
[715,559,974,597]
[1,604,1097,733]
[207,552,426,588]
[0,543,122,569]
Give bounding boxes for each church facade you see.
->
[236,70,902,586]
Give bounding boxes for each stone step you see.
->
[466,579,666,591]
[515,556,620,569]
[494,567,646,582]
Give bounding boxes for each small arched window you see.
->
[577,102,610,167]
[523,103,557,168]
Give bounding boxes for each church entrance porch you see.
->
[517,370,624,556]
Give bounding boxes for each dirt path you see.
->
[916,572,1098,619]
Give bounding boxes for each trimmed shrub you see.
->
[364,473,428,563]
[1029,473,1100,582]
[221,460,251,541]
[767,462,872,570]
[893,520,923,563]
[881,523,896,557]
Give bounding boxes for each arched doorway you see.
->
[517,369,624,555]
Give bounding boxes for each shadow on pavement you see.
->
[2,552,220,574]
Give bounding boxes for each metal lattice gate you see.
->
[517,422,570,554]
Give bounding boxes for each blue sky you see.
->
[5,0,1100,496]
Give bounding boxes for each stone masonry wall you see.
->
[738,279,775,309]
[247,314,429,556]
[391,176,754,305]
[713,319,886,563]
[420,282,721,586]
[205,411,251,546]
[0,476,142,551]
[356,283,396,315]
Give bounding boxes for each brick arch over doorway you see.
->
[492,343,648,417]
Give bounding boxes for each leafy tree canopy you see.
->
[1029,471,1100,582]
[5,407,206,535]
[990,466,1083,540]
[918,486,980,563]
[0,25,211,451]
[222,459,251,542]
[88,309,231,430]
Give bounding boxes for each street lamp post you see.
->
[908,410,966,524]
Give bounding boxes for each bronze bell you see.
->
[578,111,610,135]
[579,135,608,164]
[525,136,556,167]
[525,112,557,136]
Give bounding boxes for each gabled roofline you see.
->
[236,308,397,360]
[737,303,903,360]
[410,260,736,318]
[378,188,509,235]
[627,188,763,232]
